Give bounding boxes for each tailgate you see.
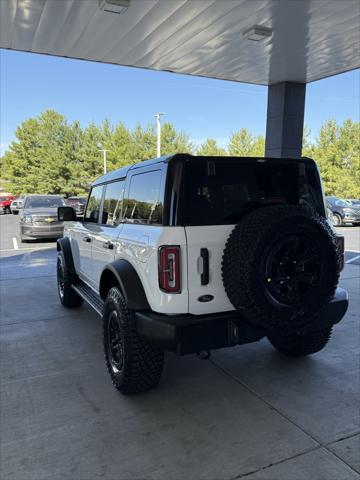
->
[185,225,236,315]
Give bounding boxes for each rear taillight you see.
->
[336,235,345,271]
[158,246,181,293]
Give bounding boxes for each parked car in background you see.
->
[19,195,66,242]
[10,197,24,215]
[327,207,334,225]
[346,199,360,207]
[0,194,16,214]
[326,196,360,226]
[66,196,86,216]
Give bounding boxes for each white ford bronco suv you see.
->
[57,154,348,394]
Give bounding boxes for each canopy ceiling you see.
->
[1,0,359,85]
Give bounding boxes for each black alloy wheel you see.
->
[265,235,321,306]
[57,257,65,301]
[106,310,124,374]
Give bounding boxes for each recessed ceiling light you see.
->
[98,0,130,14]
[243,25,272,42]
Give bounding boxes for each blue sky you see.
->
[1,49,359,154]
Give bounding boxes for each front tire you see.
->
[57,251,83,308]
[103,287,164,394]
[268,327,332,357]
[333,213,342,226]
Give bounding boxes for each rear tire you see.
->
[103,287,164,394]
[268,327,332,357]
[5,206,11,214]
[57,251,83,308]
[12,211,19,215]
[333,213,342,226]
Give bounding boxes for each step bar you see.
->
[72,282,104,316]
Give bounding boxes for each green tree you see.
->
[312,119,360,198]
[196,138,227,156]
[160,122,193,156]
[228,128,265,157]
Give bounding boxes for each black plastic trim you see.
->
[135,288,348,355]
[200,248,209,285]
[56,237,78,279]
[99,259,150,311]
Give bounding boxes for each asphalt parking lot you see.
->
[0,214,359,479]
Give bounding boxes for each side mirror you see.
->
[58,206,77,221]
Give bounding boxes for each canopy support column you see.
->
[265,82,306,158]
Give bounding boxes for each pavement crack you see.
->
[230,446,322,479]
[209,357,321,446]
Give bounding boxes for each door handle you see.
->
[200,248,209,285]
[83,236,92,243]
[103,241,114,250]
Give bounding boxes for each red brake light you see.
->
[336,235,345,271]
[159,246,181,293]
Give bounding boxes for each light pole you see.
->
[99,149,109,174]
[154,112,165,157]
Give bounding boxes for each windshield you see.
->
[335,199,351,207]
[24,196,65,208]
[182,158,324,226]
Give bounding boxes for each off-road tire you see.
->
[57,251,83,308]
[103,287,164,395]
[268,327,332,357]
[333,213,342,226]
[222,205,340,330]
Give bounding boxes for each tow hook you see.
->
[197,350,211,360]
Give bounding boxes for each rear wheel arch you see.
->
[99,260,150,311]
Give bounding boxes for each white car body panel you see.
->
[185,225,236,315]
[115,224,188,314]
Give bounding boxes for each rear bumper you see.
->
[135,288,349,355]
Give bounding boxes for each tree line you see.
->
[0,110,359,198]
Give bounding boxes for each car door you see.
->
[74,185,104,284]
[91,179,125,290]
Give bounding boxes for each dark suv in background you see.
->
[326,196,360,226]
[66,197,86,217]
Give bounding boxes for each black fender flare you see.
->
[56,237,78,279]
[99,259,150,311]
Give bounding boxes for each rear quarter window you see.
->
[123,170,163,225]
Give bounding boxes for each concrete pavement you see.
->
[0,215,359,479]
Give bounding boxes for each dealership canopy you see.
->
[1,0,359,158]
[1,0,359,85]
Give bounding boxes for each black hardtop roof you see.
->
[92,154,316,186]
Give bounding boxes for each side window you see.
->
[84,185,104,223]
[101,180,125,226]
[124,170,163,225]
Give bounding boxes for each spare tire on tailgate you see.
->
[222,205,340,331]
